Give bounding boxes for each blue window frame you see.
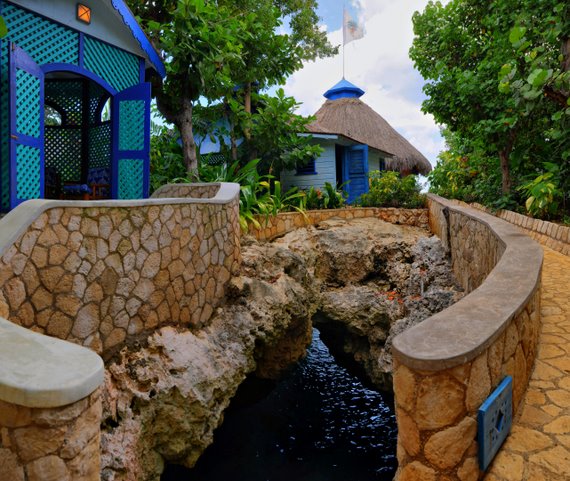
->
[296,157,318,175]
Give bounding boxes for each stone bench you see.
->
[0,317,104,480]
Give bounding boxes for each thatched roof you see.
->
[307,97,432,175]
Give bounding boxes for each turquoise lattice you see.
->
[16,144,41,200]
[119,100,145,151]
[16,69,41,138]
[84,37,139,93]
[2,4,79,65]
[118,158,144,199]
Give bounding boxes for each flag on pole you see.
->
[343,5,365,45]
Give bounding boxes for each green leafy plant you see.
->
[517,163,562,219]
[358,171,425,209]
[300,182,346,210]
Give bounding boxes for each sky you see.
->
[283,0,445,168]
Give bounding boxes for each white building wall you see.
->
[281,143,337,192]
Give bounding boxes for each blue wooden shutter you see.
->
[111,83,151,199]
[9,44,44,208]
[344,145,369,204]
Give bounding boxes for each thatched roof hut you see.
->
[307,80,432,176]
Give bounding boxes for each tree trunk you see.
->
[498,130,516,194]
[498,150,511,194]
[176,99,199,179]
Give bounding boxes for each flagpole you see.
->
[342,4,346,79]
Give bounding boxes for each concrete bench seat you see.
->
[0,318,104,408]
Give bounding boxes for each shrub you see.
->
[357,171,426,208]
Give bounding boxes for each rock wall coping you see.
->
[0,318,103,408]
[392,194,543,371]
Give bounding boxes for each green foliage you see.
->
[412,0,569,218]
[357,171,426,209]
[301,182,346,210]
[128,0,336,173]
[0,16,7,38]
[517,163,563,219]
[149,123,185,193]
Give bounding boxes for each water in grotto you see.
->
[162,328,398,481]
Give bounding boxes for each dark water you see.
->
[162,328,397,481]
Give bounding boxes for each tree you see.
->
[411,0,568,198]
[128,0,336,175]
[128,0,249,176]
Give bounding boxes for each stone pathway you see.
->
[484,246,570,480]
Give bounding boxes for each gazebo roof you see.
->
[308,81,432,175]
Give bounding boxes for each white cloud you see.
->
[284,0,445,167]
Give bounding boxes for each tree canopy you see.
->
[128,0,336,175]
[411,0,569,217]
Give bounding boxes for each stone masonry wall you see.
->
[392,194,543,481]
[0,388,102,481]
[249,207,429,241]
[151,183,221,200]
[0,199,240,359]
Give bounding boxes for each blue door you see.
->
[343,144,369,204]
[111,83,151,199]
[9,44,44,208]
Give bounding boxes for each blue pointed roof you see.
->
[324,79,365,100]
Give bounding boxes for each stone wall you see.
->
[151,183,221,200]
[0,184,240,359]
[0,183,240,481]
[392,194,543,481]
[249,207,429,241]
[0,389,102,481]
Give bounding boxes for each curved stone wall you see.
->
[249,207,429,241]
[0,183,240,359]
[392,194,543,480]
[0,183,240,481]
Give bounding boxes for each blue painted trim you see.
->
[41,64,117,95]
[110,0,166,78]
[78,32,84,69]
[9,43,45,208]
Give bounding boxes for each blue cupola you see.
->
[323,78,365,100]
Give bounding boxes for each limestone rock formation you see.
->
[100,217,460,480]
[100,242,318,481]
[274,219,463,390]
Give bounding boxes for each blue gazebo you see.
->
[0,0,165,211]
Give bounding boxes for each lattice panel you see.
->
[45,127,82,183]
[16,69,41,138]
[0,41,8,210]
[84,37,139,93]
[119,100,145,151]
[88,82,109,124]
[89,123,111,169]
[118,158,144,199]
[1,4,79,66]
[16,144,41,200]
[0,3,79,210]
[45,80,84,126]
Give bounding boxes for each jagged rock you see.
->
[100,243,318,481]
[100,217,461,480]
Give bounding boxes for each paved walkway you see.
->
[485,246,570,480]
